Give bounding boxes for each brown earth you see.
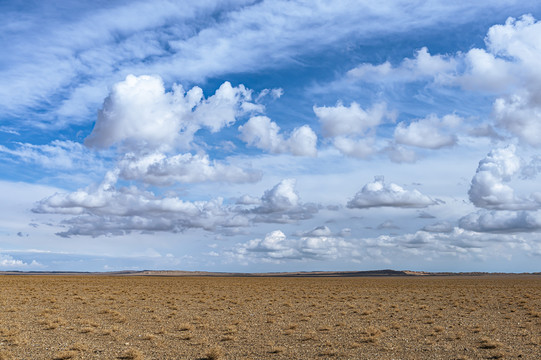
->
[0,275,540,359]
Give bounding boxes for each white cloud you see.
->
[459,210,541,233]
[32,170,237,236]
[313,102,395,158]
[459,15,541,146]
[85,75,259,152]
[233,227,354,263]
[250,179,319,223]
[468,145,540,210]
[0,126,20,135]
[230,225,541,265]
[336,14,541,149]
[33,170,200,216]
[239,116,317,156]
[394,114,460,149]
[0,254,41,269]
[347,176,437,209]
[314,102,391,138]
[258,179,299,213]
[3,1,536,131]
[118,152,261,185]
[32,175,319,236]
[347,47,457,83]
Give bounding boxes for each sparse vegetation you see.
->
[0,275,539,358]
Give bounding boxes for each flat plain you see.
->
[0,274,540,359]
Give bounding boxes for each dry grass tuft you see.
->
[52,350,78,360]
[118,348,144,360]
[203,346,224,360]
[479,337,503,349]
[269,346,285,354]
[177,323,194,332]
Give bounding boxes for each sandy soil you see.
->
[0,275,539,359]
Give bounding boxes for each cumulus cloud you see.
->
[459,210,541,233]
[468,146,540,210]
[394,114,461,149]
[257,179,299,213]
[0,254,41,268]
[250,179,319,223]
[118,152,261,185]
[347,176,437,209]
[238,116,317,156]
[233,227,354,263]
[314,102,391,138]
[462,146,541,234]
[85,75,260,152]
[313,102,395,158]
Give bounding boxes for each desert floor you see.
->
[0,275,540,359]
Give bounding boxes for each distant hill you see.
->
[0,269,539,277]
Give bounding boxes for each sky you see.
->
[1,0,541,273]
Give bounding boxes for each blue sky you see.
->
[2,0,541,272]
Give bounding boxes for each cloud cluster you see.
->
[82,74,315,190]
[33,175,318,237]
[233,226,354,263]
[239,116,317,156]
[466,15,541,146]
[344,14,541,147]
[347,177,437,209]
[230,224,540,265]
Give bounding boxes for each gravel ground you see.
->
[0,275,540,359]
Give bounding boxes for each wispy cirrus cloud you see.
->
[2,1,532,128]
